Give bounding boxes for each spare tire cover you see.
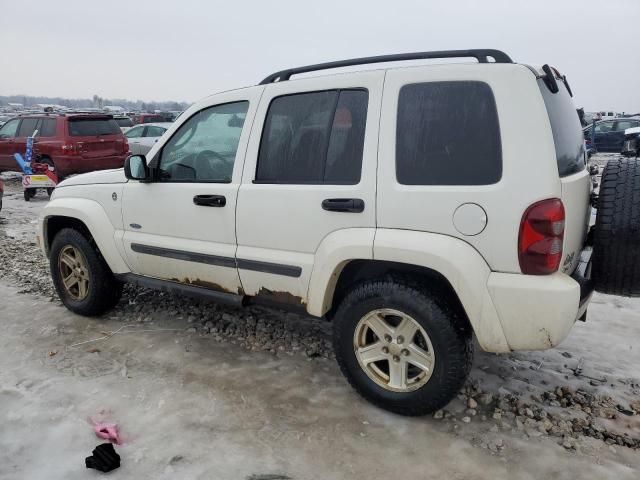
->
[592,157,640,296]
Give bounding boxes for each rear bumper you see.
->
[486,250,593,351]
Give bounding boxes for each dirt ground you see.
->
[0,163,639,479]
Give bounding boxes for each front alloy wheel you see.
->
[58,245,90,300]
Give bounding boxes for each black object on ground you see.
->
[85,443,121,473]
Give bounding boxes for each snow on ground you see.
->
[0,160,639,478]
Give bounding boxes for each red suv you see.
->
[131,113,167,125]
[0,114,129,178]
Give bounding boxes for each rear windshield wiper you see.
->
[541,64,573,97]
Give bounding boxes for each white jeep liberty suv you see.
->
[38,50,640,415]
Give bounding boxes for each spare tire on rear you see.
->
[592,157,640,296]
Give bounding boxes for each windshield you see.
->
[538,78,585,177]
[115,117,133,127]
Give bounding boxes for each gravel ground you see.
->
[1,159,639,470]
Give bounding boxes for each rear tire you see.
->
[592,157,640,296]
[50,228,123,316]
[333,278,473,416]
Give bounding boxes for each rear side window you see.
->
[115,117,133,127]
[68,118,121,136]
[17,118,39,137]
[145,126,166,137]
[256,89,368,184]
[538,79,585,177]
[40,118,57,137]
[396,81,502,185]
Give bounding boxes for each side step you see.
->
[115,273,244,307]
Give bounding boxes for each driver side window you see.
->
[158,101,249,182]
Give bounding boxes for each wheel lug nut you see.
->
[382,346,389,354]
[397,335,404,344]
[401,349,410,356]
[392,355,400,363]
[384,334,392,342]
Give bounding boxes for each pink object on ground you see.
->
[93,422,121,445]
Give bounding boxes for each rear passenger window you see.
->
[256,89,368,184]
[40,118,57,137]
[17,118,39,137]
[396,81,502,185]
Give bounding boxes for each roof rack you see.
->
[259,49,513,84]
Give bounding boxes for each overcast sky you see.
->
[1,0,639,112]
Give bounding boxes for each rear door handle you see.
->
[322,198,365,213]
[193,194,226,207]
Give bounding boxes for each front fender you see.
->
[39,197,130,274]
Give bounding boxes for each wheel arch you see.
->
[40,198,130,274]
[307,229,511,353]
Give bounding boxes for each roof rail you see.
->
[259,49,513,84]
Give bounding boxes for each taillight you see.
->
[518,199,565,275]
[122,138,129,154]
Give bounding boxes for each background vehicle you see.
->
[125,122,172,155]
[622,126,640,157]
[131,113,166,125]
[0,114,129,177]
[583,117,640,152]
[38,50,640,416]
[113,115,134,132]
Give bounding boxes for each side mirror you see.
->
[124,155,150,181]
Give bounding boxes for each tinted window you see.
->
[0,119,20,138]
[115,117,133,127]
[396,81,502,185]
[40,118,57,137]
[158,101,248,182]
[142,115,163,124]
[256,89,368,184]
[145,126,166,137]
[125,126,144,138]
[17,118,39,137]
[614,120,636,132]
[594,122,613,133]
[68,118,121,136]
[538,79,585,177]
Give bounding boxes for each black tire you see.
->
[592,157,640,296]
[50,228,123,316]
[46,187,55,197]
[333,278,473,416]
[24,189,36,201]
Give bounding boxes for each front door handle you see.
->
[322,198,365,213]
[193,194,226,207]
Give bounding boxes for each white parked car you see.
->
[125,122,172,155]
[37,50,640,416]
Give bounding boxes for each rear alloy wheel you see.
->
[353,309,435,392]
[333,278,473,416]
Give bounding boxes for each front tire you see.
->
[333,278,473,416]
[50,228,123,316]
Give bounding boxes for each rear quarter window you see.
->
[538,79,585,177]
[396,81,502,185]
[68,119,121,136]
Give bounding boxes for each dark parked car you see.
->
[583,117,640,153]
[0,114,129,178]
[622,126,640,157]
